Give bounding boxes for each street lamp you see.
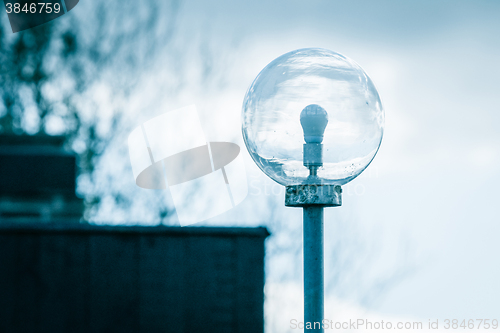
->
[242,48,384,332]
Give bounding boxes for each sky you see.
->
[164,0,500,326]
[50,0,500,331]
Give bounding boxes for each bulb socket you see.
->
[303,143,323,168]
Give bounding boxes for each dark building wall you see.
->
[0,224,268,333]
[0,135,83,222]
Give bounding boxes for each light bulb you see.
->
[300,104,328,143]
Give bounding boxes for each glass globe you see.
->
[242,48,384,186]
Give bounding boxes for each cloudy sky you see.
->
[163,0,500,324]
[63,0,500,330]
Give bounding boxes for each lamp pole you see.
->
[285,105,342,332]
[241,47,384,333]
[303,205,324,332]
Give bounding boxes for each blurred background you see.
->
[1,0,500,332]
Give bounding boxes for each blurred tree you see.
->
[0,0,181,221]
[0,22,53,134]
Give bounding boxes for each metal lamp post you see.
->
[285,104,341,331]
[242,48,384,332]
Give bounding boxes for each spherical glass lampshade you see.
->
[242,48,384,186]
